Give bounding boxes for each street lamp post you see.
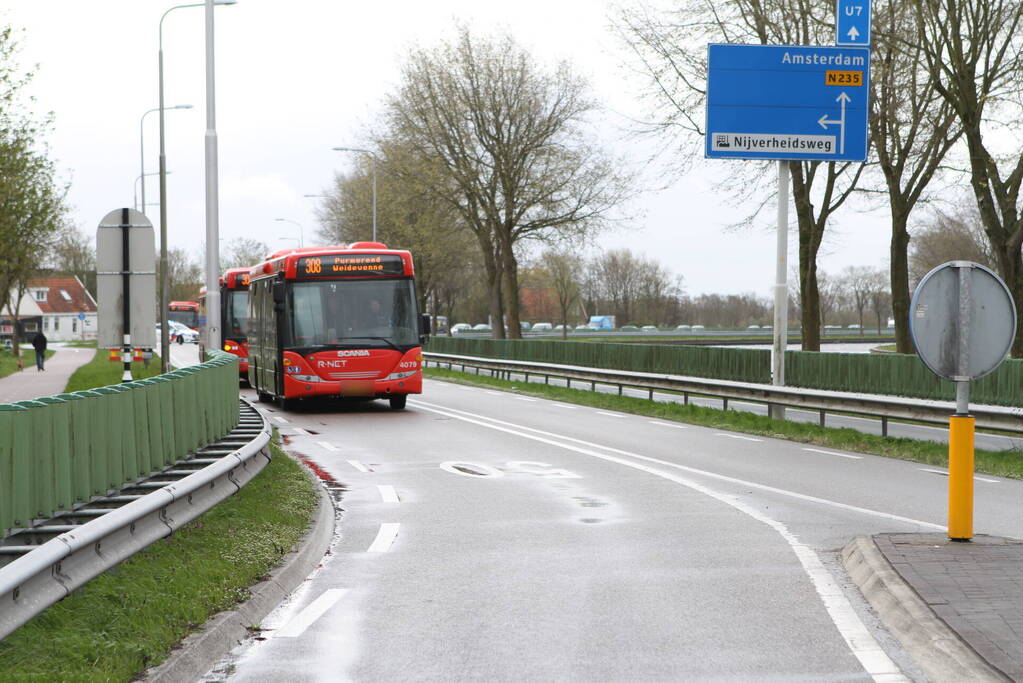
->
[134,171,171,211]
[158,0,235,371]
[273,218,304,247]
[139,104,190,217]
[332,146,377,242]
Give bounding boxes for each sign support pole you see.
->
[770,161,790,420]
[949,265,974,540]
[120,208,133,383]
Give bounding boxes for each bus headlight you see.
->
[291,374,321,382]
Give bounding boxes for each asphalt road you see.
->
[201,378,1023,681]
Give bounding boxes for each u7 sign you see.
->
[705,44,870,162]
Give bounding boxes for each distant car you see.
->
[747,324,760,330]
[158,322,198,344]
[553,324,567,331]
[824,324,841,329]
[451,323,472,334]
[641,325,658,332]
[621,325,639,331]
[676,324,691,331]
[532,322,553,331]
[762,325,772,331]
[520,321,531,331]
[472,323,492,332]
[575,324,589,330]
[691,325,706,331]
[847,324,861,329]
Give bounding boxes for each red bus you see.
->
[198,267,252,378]
[247,243,429,410]
[168,301,200,330]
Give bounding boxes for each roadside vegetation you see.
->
[64,348,163,392]
[425,367,1023,479]
[0,438,318,681]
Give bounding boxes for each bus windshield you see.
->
[286,278,419,349]
[225,290,249,339]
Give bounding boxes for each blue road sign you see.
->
[705,44,870,162]
[836,0,871,46]
[77,313,86,321]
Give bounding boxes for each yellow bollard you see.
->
[948,415,975,541]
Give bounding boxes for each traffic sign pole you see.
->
[948,416,975,540]
[770,161,790,420]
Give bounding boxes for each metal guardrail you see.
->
[424,352,1023,436]
[0,399,271,640]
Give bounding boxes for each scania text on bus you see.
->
[247,243,429,409]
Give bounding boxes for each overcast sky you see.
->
[3,0,894,297]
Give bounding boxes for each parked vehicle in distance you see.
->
[747,324,760,330]
[532,322,553,331]
[575,324,589,330]
[158,321,198,344]
[621,325,639,331]
[847,324,861,329]
[472,323,492,332]
[676,324,691,330]
[553,324,567,332]
[520,321,531,331]
[641,325,658,332]
[691,325,706,331]
[451,323,472,334]
[824,324,841,329]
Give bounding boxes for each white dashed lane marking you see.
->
[803,448,862,460]
[317,441,340,452]
[715,433,762,442]
[275,589,348,638]
[347,460,370,473]
[367,523,400,553]
[597,411,626,418]
[648,421,687,429]
[377,485,400,503]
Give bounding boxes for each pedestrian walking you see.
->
[32,331,47,371]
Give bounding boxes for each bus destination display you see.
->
[298,254,405,277]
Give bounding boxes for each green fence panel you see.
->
[14,400,52,520]
[91,387,123,491]
[149,376,176,466]
[109,385,140,484]
[55,393,91,504]
[36,396,72,513]
[73,390,105,497]
[0,405,28,532]
[125,381,153,478]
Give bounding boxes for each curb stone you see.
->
[842,536,1008,683]
[142,451,335,682]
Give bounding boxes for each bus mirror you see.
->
[420,314,431,337]
[272,281,286,304]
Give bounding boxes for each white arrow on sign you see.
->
[817,92,852,154]
[847,26,860,40]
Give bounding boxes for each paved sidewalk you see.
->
[846,533,1023,682]
[0,346,95,403]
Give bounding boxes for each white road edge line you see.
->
[648,421,687,429]
[552,404,577,409]
[920,468,999,483]
[515,397,537,402]
[347,460,370,473]
[367,523,400,553]
[317,441,340,452]
[597,411,626,418]
[715,433,762,442]
[274,588,348,638]
[803,448,862,460]
[411,399,909,682]
[377,485,400,503]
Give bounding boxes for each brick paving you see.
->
[875,532,1023,680]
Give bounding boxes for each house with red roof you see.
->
[1,276,98,342]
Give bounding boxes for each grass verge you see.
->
[0,436,318,681]
[425,367,1023,479]
[65,348,164,392]
[0,349,56,381]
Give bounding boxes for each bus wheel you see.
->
[277,395,296,411]
[257,391,273,403]
[389,394,407,410]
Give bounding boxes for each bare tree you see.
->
[540,249,583,338]
[318,142,478,317]
[913,0,1023,356]
[156,247,203,303]
[909,205,996,283]
[840,266,875,334]
[49,223,96,296]
[867,268,892,332]
[221,237,269,271]
[380,25,632,338]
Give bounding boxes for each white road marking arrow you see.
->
[847,26,860,41]
[816,92,852,154]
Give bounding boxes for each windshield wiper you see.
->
[343,336,402,352]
